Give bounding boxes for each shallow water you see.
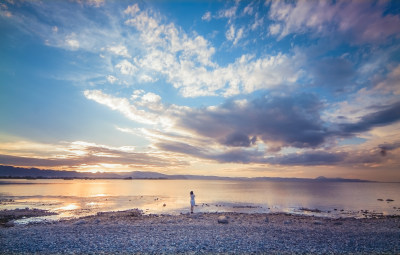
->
[1,179,399,223]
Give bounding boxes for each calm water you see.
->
[1,179,399,222]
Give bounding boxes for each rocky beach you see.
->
[1,208,399,254]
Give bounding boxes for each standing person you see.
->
[190,191,195,213]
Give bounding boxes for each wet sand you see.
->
[1,209,400,254]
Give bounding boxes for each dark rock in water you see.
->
[333,221,343,225]
[284,220,292,225]
[5,220,15,227]
[265,217,269,223]
[217,215,228,224]
[313,220,323,225]
[74,220,86,225]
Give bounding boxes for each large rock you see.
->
[217,215,229,224]
[4,220,15,228]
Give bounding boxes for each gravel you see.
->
[1,210,399,254]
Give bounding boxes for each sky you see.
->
[1,0,400,181]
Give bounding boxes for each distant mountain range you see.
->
[0,165,371,182]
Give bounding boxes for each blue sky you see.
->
[1,0,400,181]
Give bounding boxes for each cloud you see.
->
[106,75,118,84]
[268,23,281,35]
[84,90,159,125]
[243,3,254,15]
[266,151,347,166]
[106,45,130,57]
[65,34,80,50]
[337,101,400,135]
[267,0,400,44]
[223,132,257,147]
[124,3,140,16]
[202,11,211,21]
[0,141,187,168]
[218,5,238,20]
[115,60,137,75]
[178,93,327,151]
[379,142,400,156]
[225,25,244,45]
[122,4,304,97]
[375,64,400,95]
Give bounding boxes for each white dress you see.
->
[190,194,195,206]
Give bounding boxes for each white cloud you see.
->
[65,33,80,50]
[234,27,244,45]
[84,90,158,125]
[251,15,263,31]
[225,25,244,45]
[138,74,157,83]
[106,75,118,84]
[124,3,140,16]
[131,89,144,100]
[136,92,164,112]
[243,3,254,15]
[106,45,130,57]
[122,6,303,97]
[225,24,235,41]
[218,5,237,19]
[115,59,137,75]
[202,11,211,21]
[268,23,281,35]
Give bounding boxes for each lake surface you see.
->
[1,179,399,222]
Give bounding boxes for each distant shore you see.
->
[1,209,399,254]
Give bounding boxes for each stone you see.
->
[4,220,15,227]
[265,217,269,223]
[74,219,86,225]
[313,220,323,225]
[217,215,229,224]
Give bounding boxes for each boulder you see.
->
[4,220,15,228]
[217,215,229,224]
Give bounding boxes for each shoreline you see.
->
[1,209,400,254]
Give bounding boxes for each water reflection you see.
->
[56,203,79,211]
[1,179,400,222]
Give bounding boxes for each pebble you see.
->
[74,220,86,225]
[217,215,229,224]
[1,211,399,254]
[313,220,323,225]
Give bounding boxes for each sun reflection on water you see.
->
[56,203,80,211]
